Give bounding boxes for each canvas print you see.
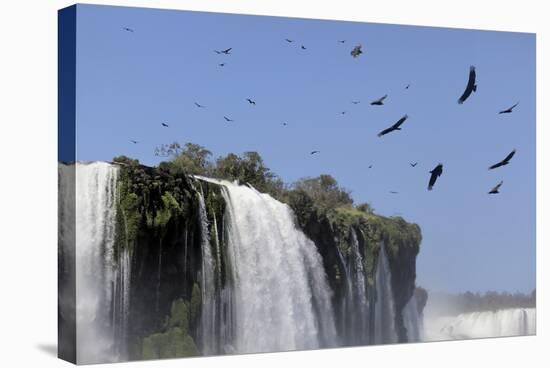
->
[58,4,536,365]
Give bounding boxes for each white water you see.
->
[402,293,423,342]
[59,162,129,364]
[373,244,398,344]
[219,181,338,353]
[433,308,536,340]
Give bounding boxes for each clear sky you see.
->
[74,4,536,294]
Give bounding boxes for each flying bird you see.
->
[218,63,226,67]
[499,102,519,114]
[377,115,408,137]
[351,101,361,104]
[301,45,307,50]
[340,111,347,115]
[282,122,288,126]
[368,164,373,169]
[370,94,388,106]
[194,102,205,108]
[458,66,477,104]
[390,191,399,194]
[122,27,134,33]
[246,98,256,105]
[428,163,443,191]
[130,140,138,144]
[351,44,363,58]
[161,123,169,127]
[223,116,234,122]
[405,83,410,90]
[215,48,232,55]
[410,162,418,167]
[310,150,320,155]
[338,40,346,44]
[285,38,294,43]
[488,181,504,194]
[489,149,516,170]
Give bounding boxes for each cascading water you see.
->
[373,244,398,344]
[402,293,423,342]
[217,181,338,353]
[59,162,129,364]
[439,308,536,339]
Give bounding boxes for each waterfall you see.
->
[343,228,369,345]
[59,162,129,364]
[439,308,536,339]
[402,293,423,342]
[215,181,338,354]
[197,190,217,355]
[373,244,398,344]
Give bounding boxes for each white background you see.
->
[0,0,547,367]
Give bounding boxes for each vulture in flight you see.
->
[215,48,232,55]
[194,102,205,108]
[410,162,418,167]
[218,63,226,67]
[405,83,410,90]
[428,163,443,191]
[489,149,516,170]
[246,98,256,105]
[130,140,138,144]
[338,40,346,44]
[282,122,288,126]
[310,150,320,155]
[161,123,169,127]
[350,44,363,58]
[368,164,373,169]
[390,191,399,194]
[370,94,388,106]
[122,27,134,33]
[488,181,503,194]
[285,39,294,43]
[458,66,477,104]
[377,115,408,137]
[301,45,307,50]
[223,116,234,122]
[499,102,519,114]
[351,101,361,105]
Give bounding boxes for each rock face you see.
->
[61,160,422,362]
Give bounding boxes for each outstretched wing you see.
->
[458,66,476,104]
[377,127,393,137]
[392,115,408,129]
[503,149,516,163]
[379,94,388,102]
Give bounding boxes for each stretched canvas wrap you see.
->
[58,4,536,365]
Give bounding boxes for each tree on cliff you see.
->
[156,142,213,175]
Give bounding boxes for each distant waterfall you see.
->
[440,308,536,339]
[218,181,338,353]
[402,293,423,342]
[373,244,397,344]
[59,162,129,364]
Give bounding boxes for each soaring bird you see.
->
[340,111,347,115]
[301,45,307,50]
[122,27,134,32]
[351,44,363,58]
[310,150,320,155]
[130,140,138,144]
[282,122,288,126]
[161,123,169,127]
[223,116,234,122]
[351,101,361,104]
[499,102,519,114]
[215,48,232,55]
[285,38,294,43]
[390,191,399,194]
[458,66,477,104]
[338,40,346,44]
[489,149,516,170]
[370,94,388,106]
[405,83,410,90]
[246,98,256,105]
[410,162,418,167]
[368,164,373,169]
[218,63,226,67]
[194,102,205,108]
[428,163,443,191]
[377,115,408,137]
[488,181,503,194]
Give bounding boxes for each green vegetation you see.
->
[141,299,199,359]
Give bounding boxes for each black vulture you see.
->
[499,102,519,114]
[370,94,388,106]
[351,44,363,58]
[285,39,294,43]
[488,181,503,194]
[410,162,418,167]
[161,123,169,127]
[282,122,288,126]
[340,111,347,115]
[405,83,410,90]
[390,191,399,194]
[130,140,138,144]
[122,27,134,32]
[351,101,361,104]
[301,45,307,50]
[194,102,205,108]
[310,150,320,155]
[223,116,234,122]
[246,98,256,105]
[428,163,443,190]
[489,149,516,170]
[218,63,226,67]
[215,48,232,55]
[458,66,477,104]
[338,40,346,43]
[377,115,408,137]
[368,164,373,169]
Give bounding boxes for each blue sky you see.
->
[74,4,536,294]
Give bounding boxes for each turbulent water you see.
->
[435,308,536,340]
[59,162,129,364]
[220,181,338,353]
[373,244,398,344]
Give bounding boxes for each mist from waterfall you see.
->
[219,181,338,354]
[59,162,129,364]
[402,293,423,342]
